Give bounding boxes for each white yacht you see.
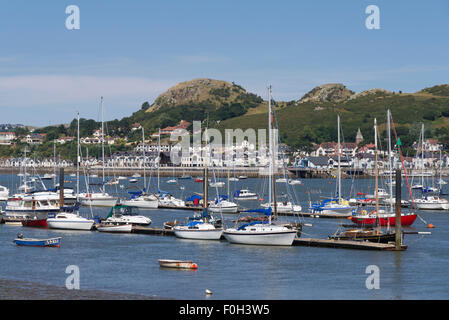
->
[173,219,223,240]
[157,193,185,207]
[103,205,151,226]
[78,192,118,207]
[414,196,449,210]
[121,193,159,209]
[261,201,302,213]
[47,210,95,231]
[208,199,238,213]
[0,185,9,201]
[223,86,298,246]
[223,222,297,246]
[233,189,258,201]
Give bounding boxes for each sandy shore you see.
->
[0,278,165,300]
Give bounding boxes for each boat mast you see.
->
[337,115,341,203]
[101,96,105,192]
[387,109,393,212]
[23,147,28,192]
[142,127,146,191]
[268,85,277,221]
[158,128,161,191]
[204,128,209,222]
[421,123,425,188]
[374,118,379,227]
[53,140,57,188]
[77,112,80,200]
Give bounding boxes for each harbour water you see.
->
[1,173,448,300]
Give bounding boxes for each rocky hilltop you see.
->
[146,78,259,112]
[298,83,355,104]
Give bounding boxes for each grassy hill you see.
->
[216,84,449,153]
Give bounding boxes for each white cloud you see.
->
[0,75,174,107]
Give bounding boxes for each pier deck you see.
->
[293,237,407,251]
[131,226,405,250]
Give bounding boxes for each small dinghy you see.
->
[13,234,62,247]
[158,259,198,270]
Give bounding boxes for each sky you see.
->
[0,0,448,126]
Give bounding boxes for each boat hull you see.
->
[22,219,48,228]
[158,259,198,269]
[47,220,94,231]
[96,224,133,233]
[121,199,158,209]
[173,228,223,240]
[14,237,62,247]
[351,213,417,227]
[80,199,118,207]
[223,229,297,246]
[415,203,449,210]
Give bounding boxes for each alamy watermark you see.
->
[168,121,280,171]
[65,265,80,290]
[365,265,380,289]
[66,5,80,30]
[365,5,380,30]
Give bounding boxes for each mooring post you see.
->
[59,167,64,208]
[395,169,402,250]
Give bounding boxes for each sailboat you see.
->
[351,112,418,226]
[437,150,447,186]
[121,127,159,209]
[47,114,95,231]
[167,167,178,184]
[173,165,223,240]
[78,97,118,207]
[154,128,184,207]
[333,117,397,242]
[413,123,449,210]
[308,115,353,216]
[223,86,298,246]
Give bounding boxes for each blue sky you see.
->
[0,0,448,126]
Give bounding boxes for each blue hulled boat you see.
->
[13,235,62,247]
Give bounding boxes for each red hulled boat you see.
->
[351,210,417,227]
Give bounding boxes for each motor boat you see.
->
[103,205,151,226]
[78,192,118,207]
[121,193,158,209]
[233,189,258,201]
[414,196,449,210]
[208,198,238,213]
[261,201,302,213]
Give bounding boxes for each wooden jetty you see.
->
[293,237,407,251]
[131,226,406,250]
[132,225,175,236]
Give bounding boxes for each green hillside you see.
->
[217,85,449,153]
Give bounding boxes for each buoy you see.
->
[347,216,352,220]
[427,223,435,228]
[205,289,212,295]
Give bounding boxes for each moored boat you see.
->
[13,235,62,247]
[328,228,396,243]
[96,223,133,233]
[158,259,198,270]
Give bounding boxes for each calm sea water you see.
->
[1,172,448,300]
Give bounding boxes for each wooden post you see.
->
[395,169,402,249]
[59,168,64,208]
